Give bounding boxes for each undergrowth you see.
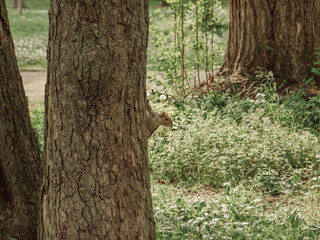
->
[152,184,320,239]
[149,91,320,193]
[30,90,320,239]
[30,102,44,154]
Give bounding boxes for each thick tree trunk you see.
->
[0,0,41,239]
[219,0,320,85]
[38,0,155,239]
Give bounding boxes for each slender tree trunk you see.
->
[219,0,320,85]
[211,0,214,79]
[38,0,155,239]
[12,0,27,9]
[18,0,22,15]
[12,0,18,8]
[0,0,41,239]
[195,0,201,85]
[204,2,209,90]
[180,0,185,87]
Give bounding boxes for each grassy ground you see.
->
[144,88,320,238]
[7,0,49,70]
[30,90,320,239]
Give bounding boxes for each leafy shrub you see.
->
[148,0,228,95]
[153,185,320,239]
[149,96,320,194]
[30,102,45,154]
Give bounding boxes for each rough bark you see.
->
[219,0,320,85]
[0,0,41,239]
[38,0,155,239]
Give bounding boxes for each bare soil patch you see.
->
[21,71,46,106]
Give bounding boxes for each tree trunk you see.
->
[0,0,41,239]
[12,0,27,9]
[38,0,155,239]
[219,0,320,85]
[12,0,18,8]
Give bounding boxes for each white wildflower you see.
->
[159,95,167,101]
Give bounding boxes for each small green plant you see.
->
[148,0,228,96]
[149,93,320,193]
[30,102,45,154]
[311,49,320,76]
[153,184,320,239]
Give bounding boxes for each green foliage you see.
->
[149,93,320,195]
[148,0,228,95]
[149,0,163,9]
[311,49,320,76]
[30,102,45,154]
[153,184,320,239]
[248,69,320,136]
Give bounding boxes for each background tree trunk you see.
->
[219,0,320,85]
[12,0,27,9]
[39,0,155,239]
[12,0,18,8]
[0,0,41,239]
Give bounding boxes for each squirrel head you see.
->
[160,112,173,127]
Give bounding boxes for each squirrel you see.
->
[146,99,173,138]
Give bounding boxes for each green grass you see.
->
[147,88,320,238]
[7,0,49,70]
[148,93,320,193]
[153,184,320,239]
[150,0,163,9]
[29,102,45,154]
[7,0,229,71]
[220,0,229,8]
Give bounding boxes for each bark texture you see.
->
[39,0,155,239]
[0,0,41,239]
[220,0,320,85]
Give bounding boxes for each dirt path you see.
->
[21,71,46,104]
[21,70,165,105]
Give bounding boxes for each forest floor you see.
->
[21,71,46,105]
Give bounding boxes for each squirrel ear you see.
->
[161,112,166,117]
